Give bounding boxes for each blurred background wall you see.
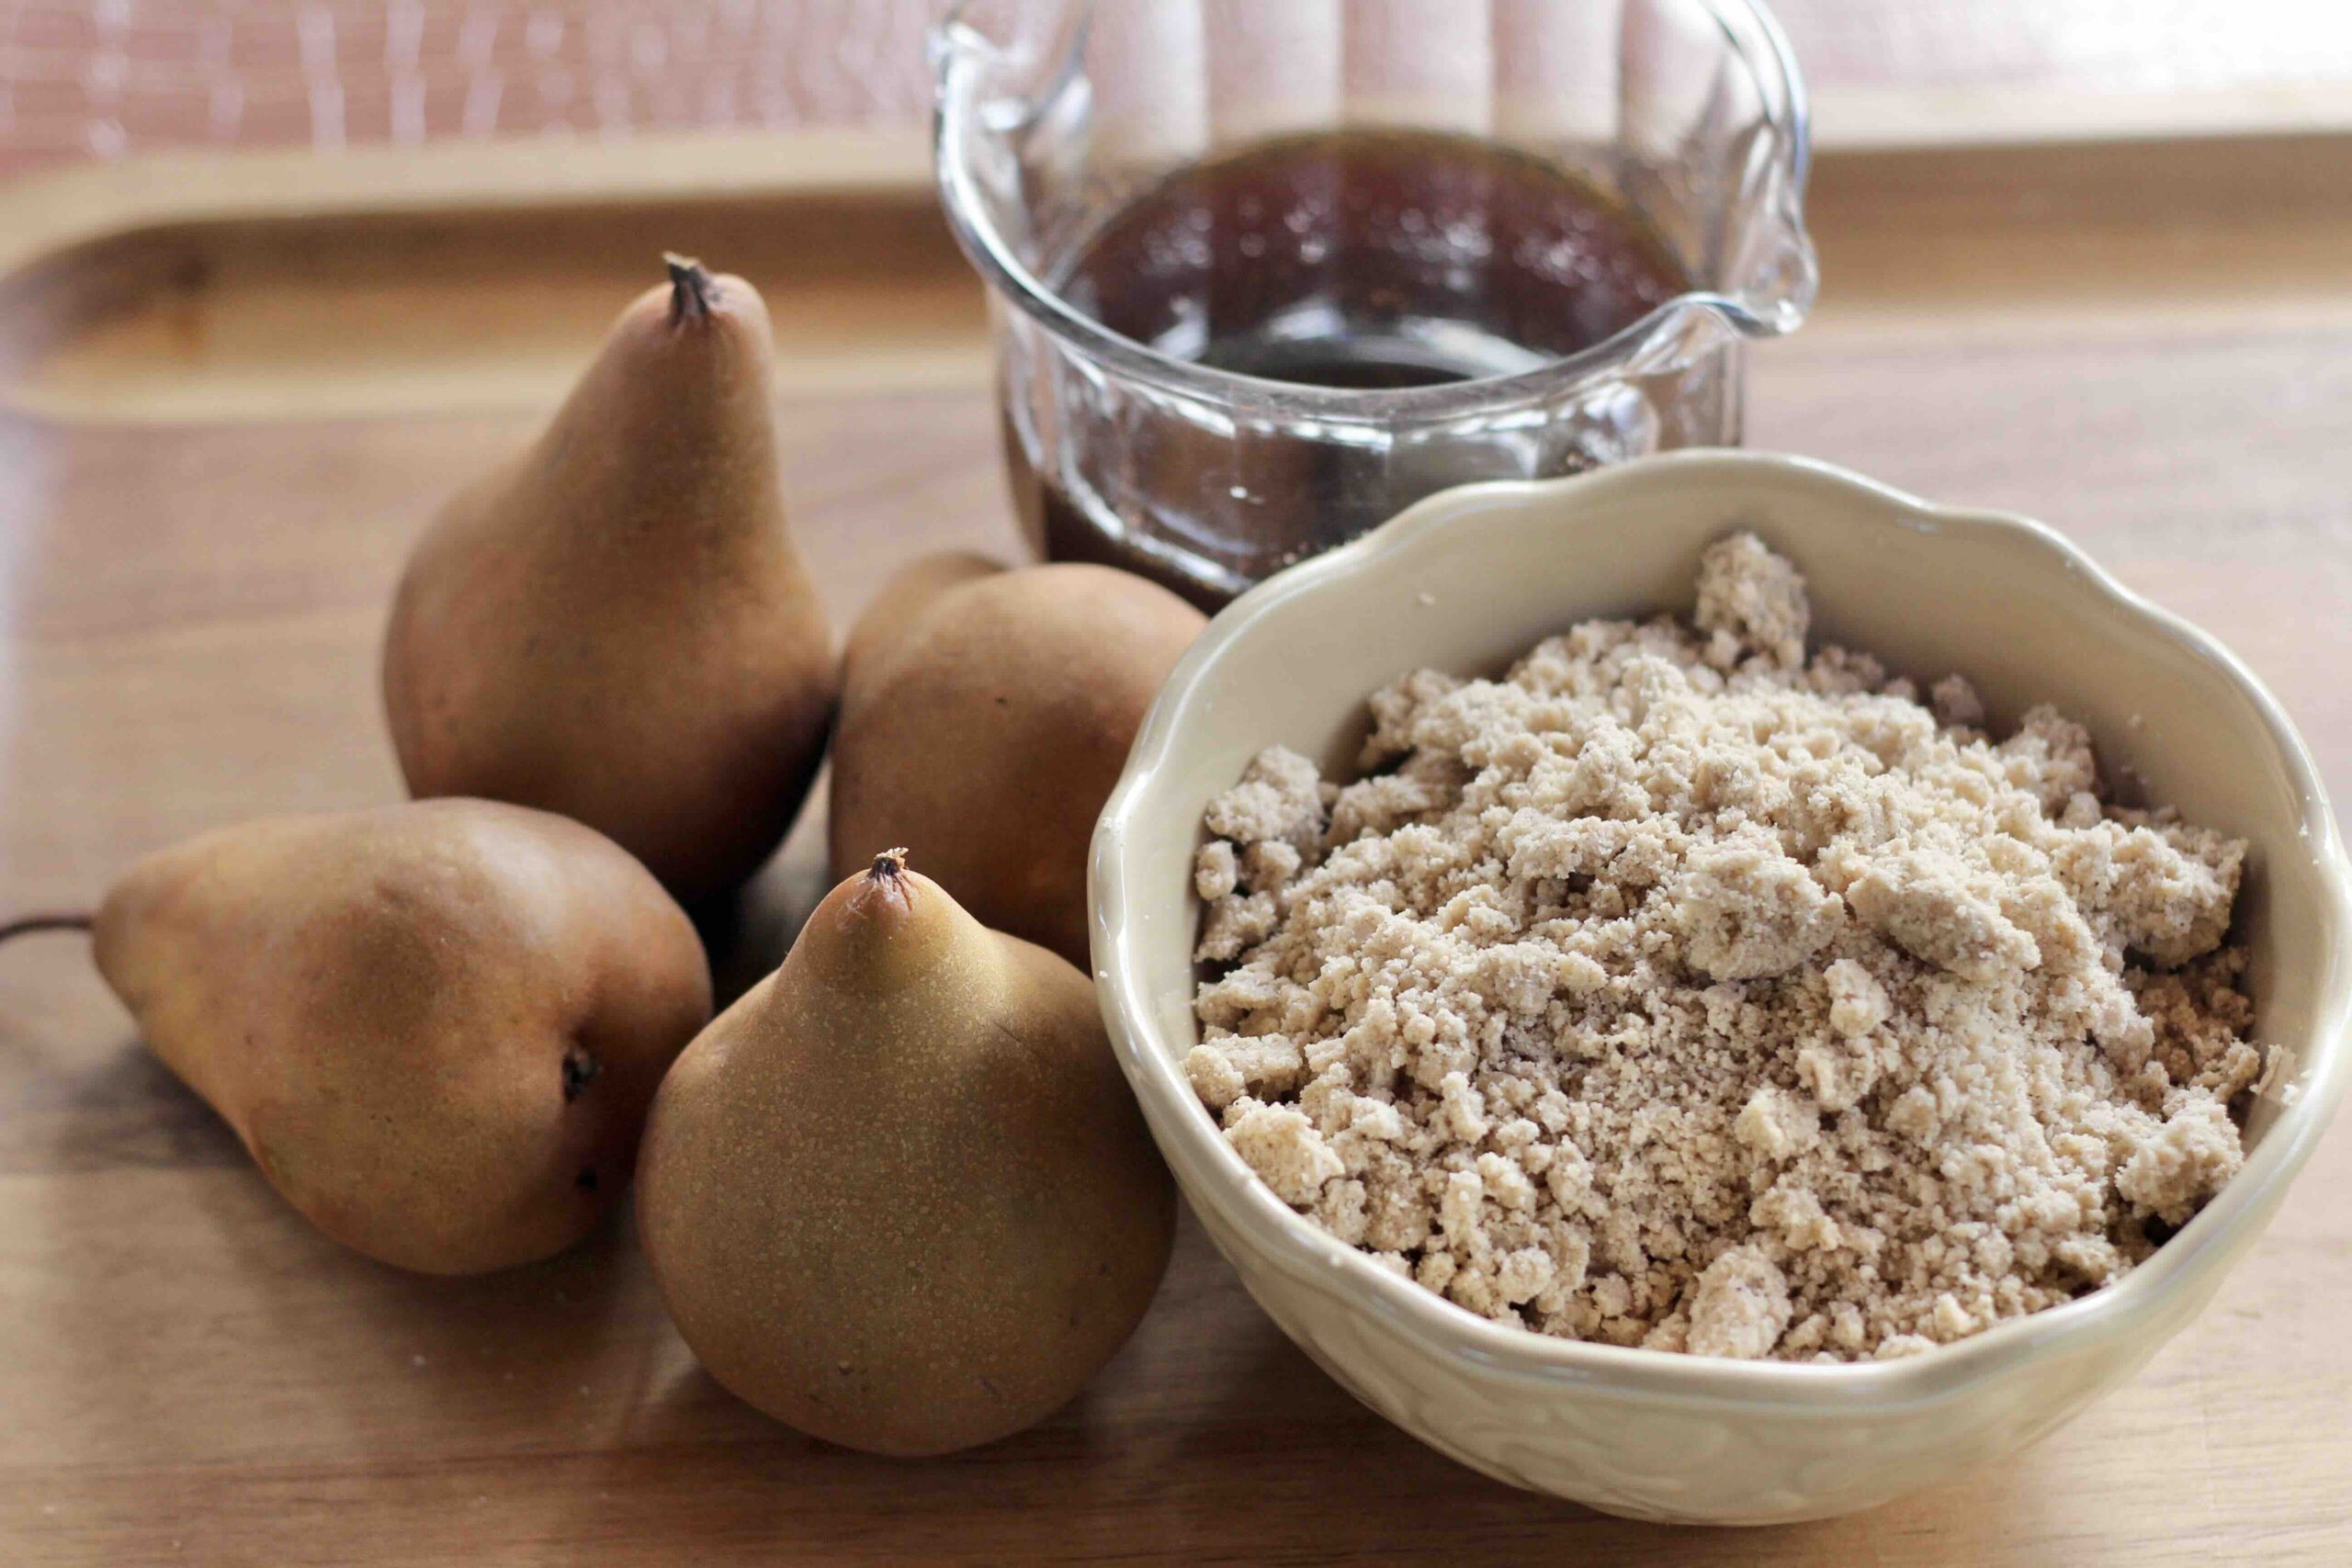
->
[0,0,2347,176]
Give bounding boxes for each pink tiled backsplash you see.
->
[1,1,2348,175]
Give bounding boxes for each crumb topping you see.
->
[1189,534,2258,1361]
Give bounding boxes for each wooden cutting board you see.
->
[1,126,2347,1566]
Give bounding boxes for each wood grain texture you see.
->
[3,132,2350,1566]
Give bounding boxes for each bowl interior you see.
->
[1102,450,2347,1252]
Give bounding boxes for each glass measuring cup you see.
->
[934,0,1816,608]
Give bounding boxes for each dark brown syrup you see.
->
[1006,129,1691,604]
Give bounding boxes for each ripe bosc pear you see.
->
[829,559,1205,965]
[383,256,834,907]
[93,800,712,1275]
[638,852,1174,1455]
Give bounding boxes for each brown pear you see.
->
[383,256,834,906]
[93,800,712,1275]
[829,560,1205,965]
[638,852,1174,1455]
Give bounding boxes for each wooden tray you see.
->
[3,126,2348,1566]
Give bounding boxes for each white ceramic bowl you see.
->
[1090,450,2352,1525]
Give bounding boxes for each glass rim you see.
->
[931,0,1817,421]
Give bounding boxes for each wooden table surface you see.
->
[1,63,2350,1568]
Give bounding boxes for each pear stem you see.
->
[846,848,914,921]
[0,911,94,944]
[664,253,714,323]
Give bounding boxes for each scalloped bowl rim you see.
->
[1091,447,2352,1413]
